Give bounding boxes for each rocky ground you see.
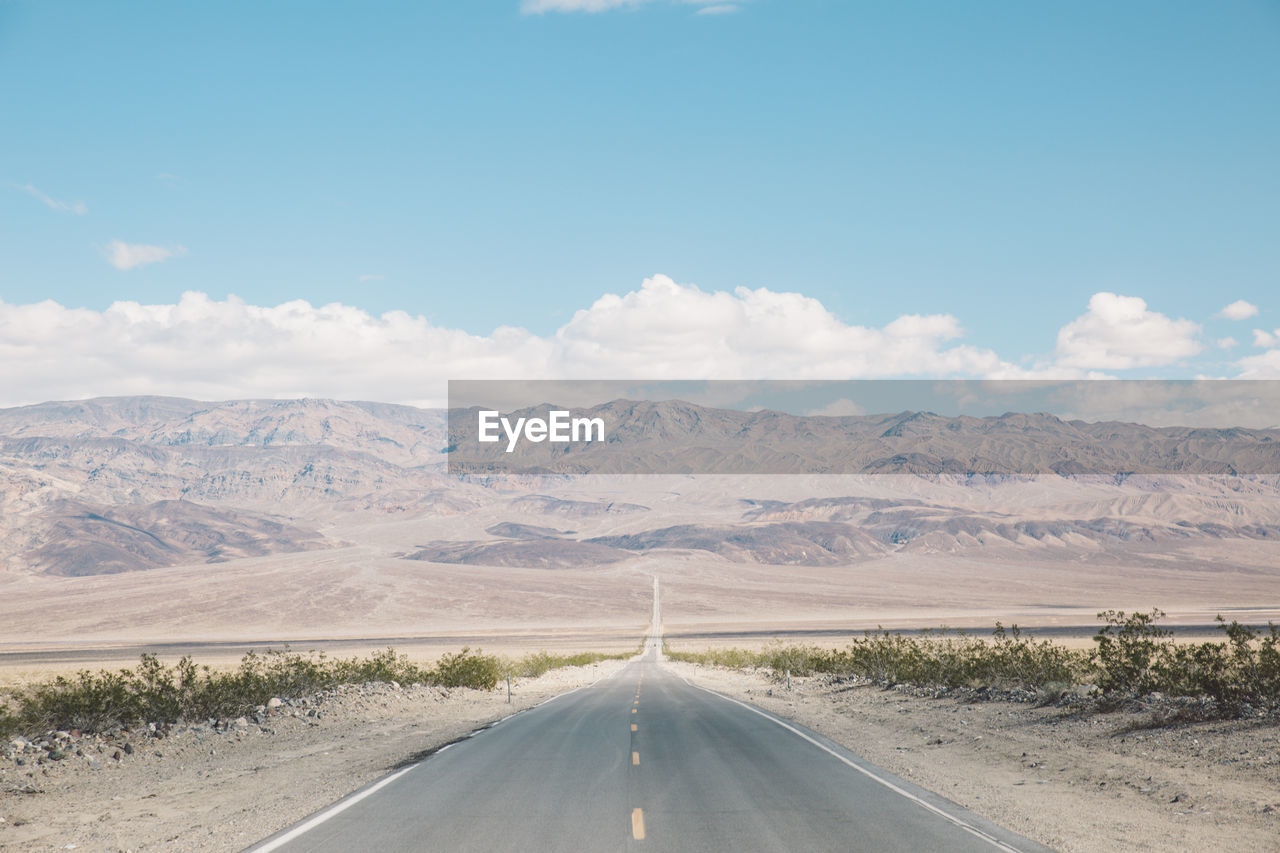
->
[669,661,1280,853]
[3,659,1278,852]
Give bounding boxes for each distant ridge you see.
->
[447,398,1280,475]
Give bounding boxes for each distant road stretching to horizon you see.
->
[245,580,1054,853]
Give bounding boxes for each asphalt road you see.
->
[246,583,1053,853]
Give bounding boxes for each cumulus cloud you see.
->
[20,184,87,215]
[1218,300,1259,321]
[1217,337,1238,349]
[0,275,1020,407]
[1055,293,1201,370]
[1236,328,1280,378]
[1237,351,1280,378]
[105,240,187,271]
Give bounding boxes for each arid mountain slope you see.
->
[3,396,1280,585]
[20,499,330,575]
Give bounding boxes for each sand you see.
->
[4,657,1278,852]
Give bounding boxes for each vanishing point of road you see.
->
[246,579,1053,853]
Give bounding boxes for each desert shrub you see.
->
[758,642,832,677]
[431,647,503,690]
[1088,610,1280,710]
[14,666,142,733]
[833,625,1085,690]
[0,643,625,736]
[504,650,631,678]
[335,647,431,686]
[1092,609,1171,697]
[1140,617,1280,711]
[0,704,17,740]
[671,625,1086,691]
[664,647,764,669]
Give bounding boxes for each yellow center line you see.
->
[630,723,637,732]
[632,708,637,714]
[632,751,640,765]
[631,807,646,840]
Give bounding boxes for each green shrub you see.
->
[0,643,631,737]
[503,649,631,678]
[0,704,16,740]
[1092,609,1171,697]
[669,612,1280,714]
[431,647,503,690]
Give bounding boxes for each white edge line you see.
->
[248,762,419,853]
[684,679,1027,853]
[247,668,620,850]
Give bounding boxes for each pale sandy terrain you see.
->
[4,471,1278,653]
[4,657,1277,853]
[4,400,1280,850]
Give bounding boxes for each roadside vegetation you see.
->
[667,610,1280,721]
[0,646,631,738]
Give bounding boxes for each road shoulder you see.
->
[664,659,1280,853]
[0,661,627,852]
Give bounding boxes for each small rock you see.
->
[266,697,284,709]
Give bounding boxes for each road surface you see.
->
[246,579,1053,852]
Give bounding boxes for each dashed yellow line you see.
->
[630,723,637,732]
[632,708,637,714]
[632,751,640,765]
[631,807,646,840]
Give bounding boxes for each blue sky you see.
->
[2,0,1279,404]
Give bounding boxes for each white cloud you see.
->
[521,0,649,12]
[20,184,87,215]
[1218,299,1259,321]
[695,3,739,13]
[805,398,866,417]
[551,275,1010,379]
[0,275,1022,407]
[105,240,187,271]
[1236,333,1280,377]
[1217,337,1238,349]
[1054,292,1201,370]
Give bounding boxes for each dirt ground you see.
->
[3,658,1278,852]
